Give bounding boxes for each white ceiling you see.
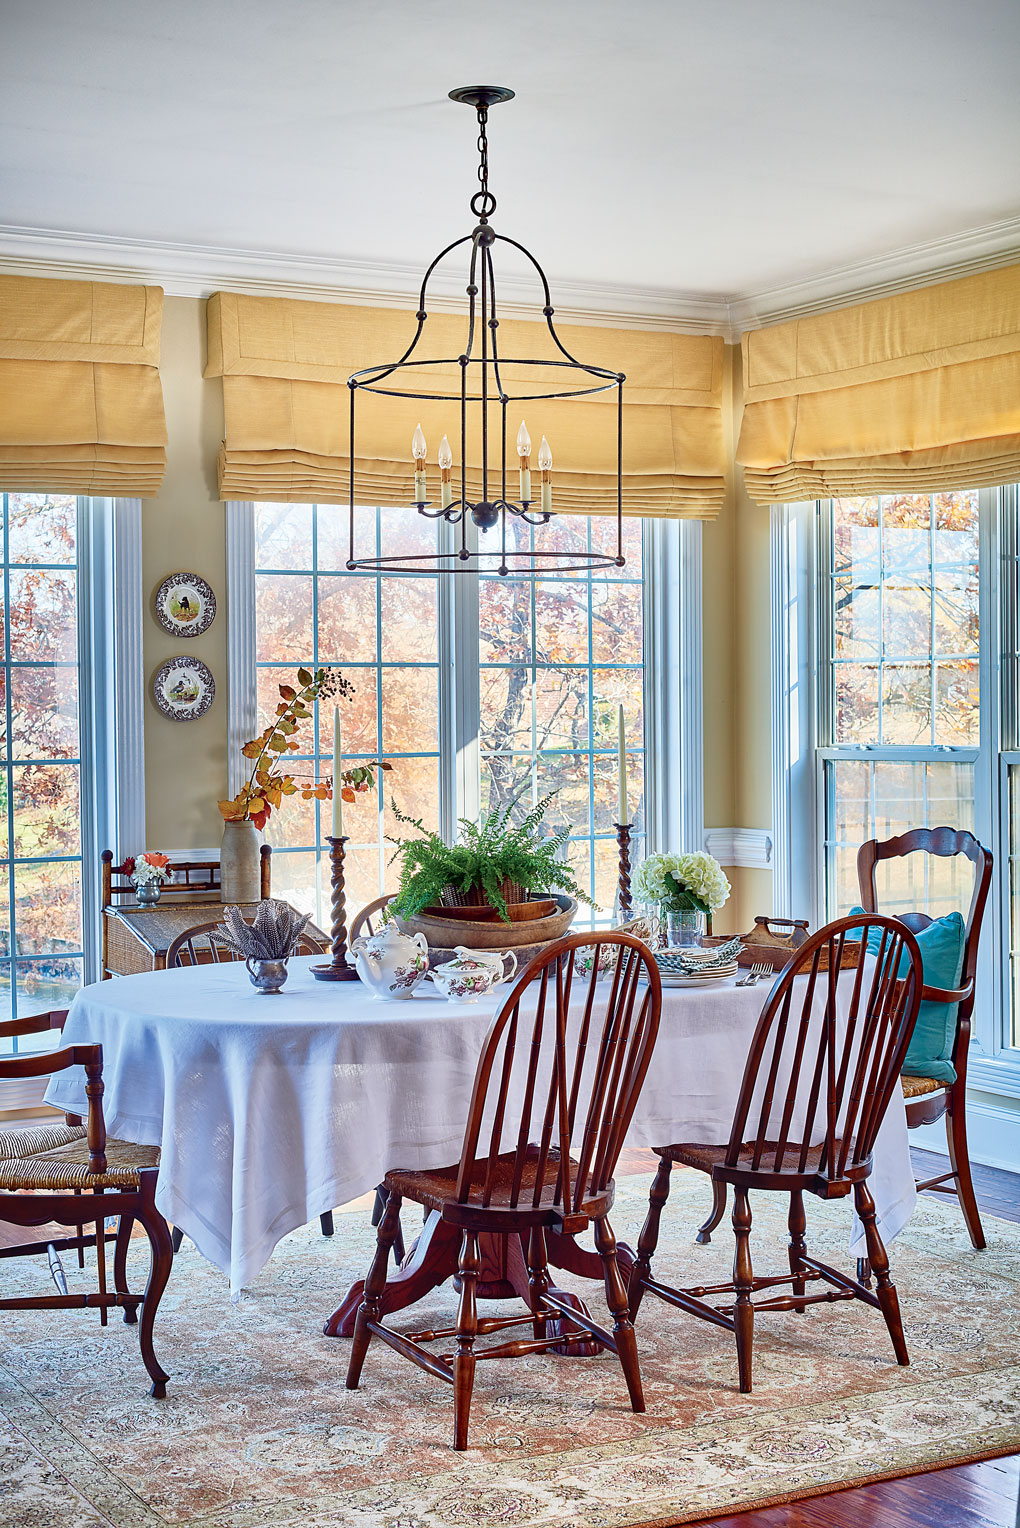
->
[2,0,1019,325]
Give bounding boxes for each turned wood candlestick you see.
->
[614,822,633,920]
[310,835,360,981]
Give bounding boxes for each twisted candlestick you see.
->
[614,822,633,920]
[310,836,360,981]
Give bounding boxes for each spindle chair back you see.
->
[725,915,922,1192]
[455,931,662,1222]
[348,896,395,945]
[165,918,326,969]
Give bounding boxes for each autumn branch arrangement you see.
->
[218,666,391,831]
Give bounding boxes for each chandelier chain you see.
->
[471,107,496,220]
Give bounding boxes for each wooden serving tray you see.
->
[703,914,862,973]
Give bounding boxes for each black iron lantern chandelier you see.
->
[345,86,626,576]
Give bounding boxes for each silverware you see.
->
[736,961,772,987]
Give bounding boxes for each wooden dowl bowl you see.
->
[398,894,578,953]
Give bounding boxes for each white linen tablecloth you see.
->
[44,957,916,1294]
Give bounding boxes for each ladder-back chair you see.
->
[630,915,923,1394]
[857,827,992,1249]
[345,931,663,1450]
[0,1010,173,1396]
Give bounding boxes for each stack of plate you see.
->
[654,945,740,988]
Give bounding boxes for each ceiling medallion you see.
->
[346,85,626,576]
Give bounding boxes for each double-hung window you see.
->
[244,504,678,930]
[776,482,1020,1107]
[0,491,138,1067]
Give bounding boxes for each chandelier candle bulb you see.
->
[517,420,532,502]
[617,703,629,825]
[538,435,553,515]
[438,434,454,510]
[412,423,428,505]
[331,706,344,838]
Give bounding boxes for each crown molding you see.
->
[0,214,1017,340]
[0,224,730,334]
[730,212,1020,332]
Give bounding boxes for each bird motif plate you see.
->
[152,656,216,721]
[153,572,216,638]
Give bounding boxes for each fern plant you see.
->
[389,794,594,922]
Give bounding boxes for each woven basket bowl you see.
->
[398,893,577,954]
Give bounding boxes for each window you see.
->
[819,491,983,922]
[775,483,1020,1094]
[0,493,84,1039]
[252,505,649,929]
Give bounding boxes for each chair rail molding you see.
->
[704,828,773,870]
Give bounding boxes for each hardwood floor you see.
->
[614,1145,1020,1528]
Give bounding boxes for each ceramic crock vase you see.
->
[220,818,261,903]
[351,920,429,1000]
[429,947,518,1004]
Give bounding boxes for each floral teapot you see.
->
[351,920,429,1001]
[429,947,518,1004]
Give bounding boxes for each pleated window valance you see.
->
[0,275,167,497]
[736,263,1020,504]
[205,291,726,519]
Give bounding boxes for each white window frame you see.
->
[771,486,1020,1107]
[0,494,142,1036]
[226,504,704,915]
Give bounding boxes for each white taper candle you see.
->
[331,706,344,837]
[617,703,629,825]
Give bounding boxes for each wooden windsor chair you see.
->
[165,917,337,1246]
[345,930,663,1450]
[348,895,394,946]
[857,827,992,1250]
[0,1010,173,1396]
[629,914,923,1395]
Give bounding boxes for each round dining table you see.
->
[44,954,917,1340]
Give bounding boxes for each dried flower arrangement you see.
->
[217,666,392,831]
[212,900,313,962]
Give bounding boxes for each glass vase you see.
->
[664,907,705,948]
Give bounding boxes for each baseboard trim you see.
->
[909,1094,1020,1176]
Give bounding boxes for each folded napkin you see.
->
[656,936,744,976]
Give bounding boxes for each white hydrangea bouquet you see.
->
[633,850,730,944]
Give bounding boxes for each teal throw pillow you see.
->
[848,907,966,1085]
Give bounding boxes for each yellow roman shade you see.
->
[0,275,167,497]
[737,263,1020,503]
[205,291,726,518]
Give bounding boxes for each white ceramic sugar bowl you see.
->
[351,921,429,1001]
[429,947,518,1004]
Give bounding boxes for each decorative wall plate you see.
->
[152,656,216,721]
[153,572,216,638]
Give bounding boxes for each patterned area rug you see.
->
[1,1173,1018,1528]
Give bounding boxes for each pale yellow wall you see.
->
[137,300,776,906]
[142,296,228,851]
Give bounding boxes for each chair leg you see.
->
[319,1211,335,1238]
[372,1186,405,1265]
[946,1086,986,1250]
[732,1187,754,1394]
[787,1189,807,1313]
[346,1191,402,1392]
[854,1179,909,1367]
[453,1231,481,1451]
[94,1190,108,1327]
[629,1153,672,1319]
[114,1216,139,1324]
[170,1226,184,1255]
[525,1226,551,1341]
[594,1214,645,1414]
[135,1209,173,1398]
[74,1187,85,1268]
[696,1178,728,1245]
